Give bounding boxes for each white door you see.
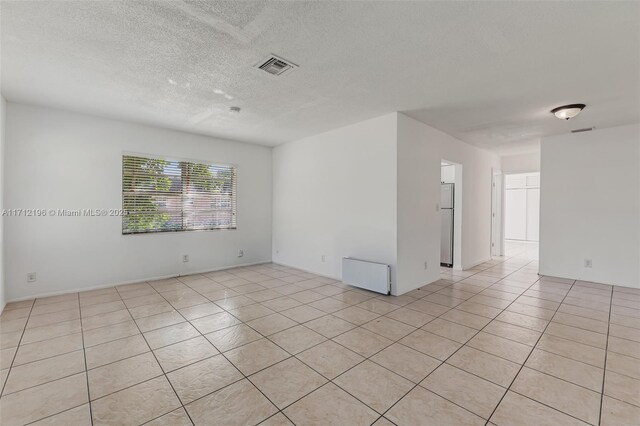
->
[505,188,527,240]
[505,173,540,242]
[526,188,540,241]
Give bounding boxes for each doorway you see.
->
[440,161,462,269]
[491,169,504,257]
[504,172,540,254]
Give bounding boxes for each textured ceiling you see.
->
[1,1,639,154]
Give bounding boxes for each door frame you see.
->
[491,169,504,257]
[442,160,463,270]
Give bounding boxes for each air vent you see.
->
[256,55,297,76]
[571,127,595,133]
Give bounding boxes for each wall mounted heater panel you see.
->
[342,257,390,295]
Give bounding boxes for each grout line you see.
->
[598,284,615,426]
[3,249,632,426]
[7,318,81,345]
[374,255,546,423]
[434,268,544,415]
[113,286,198,426]
[154,269,428,421]
[0,253,482,422]
[505,388,599,425]
[0,355,100,398]
[170,293,307,425]
[21,403,87,426]
[144,276,299,424]
[4,300,94,425]
[482,277,579,425]
[0,299,36,397]
[212,256,628,422]
[76,293,95,426]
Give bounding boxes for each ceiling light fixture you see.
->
[229,106,241,114]
[551,104,586,120]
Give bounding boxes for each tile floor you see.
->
[0,242,638,425]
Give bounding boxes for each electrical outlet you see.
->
[182,255,189,263]
[435,203,440,212]
[238,249,244,258]
[321,255,326,262]
[27,272,37,283]
[584,259,592,268]
[424,261,428,270]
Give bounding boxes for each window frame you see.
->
[121,153,238,235]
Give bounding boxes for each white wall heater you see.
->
[342,257,391,295]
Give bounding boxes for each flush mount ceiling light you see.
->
[551,104,586,120]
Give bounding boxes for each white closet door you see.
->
[505,189,527,240]
[505,174,527,188]
[526,188,540,241]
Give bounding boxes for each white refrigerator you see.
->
[440,183,454,267]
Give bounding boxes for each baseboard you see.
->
[537,270,578,283]
[271,261,341,282]
[5,260,272,303]
[393,272,443,296]
[462,257,492,271]
[538,269,639,290]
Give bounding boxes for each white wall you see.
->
[272,112,499,296]
[0,96,6,311]
[451,163,463,269]
[540,124,640,288]
[501,151,540,174]
[397,116,440,293]
[272,114,398,290]
[4,103,273,301]
[396,114,500,294]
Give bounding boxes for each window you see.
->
[122,155,237,234]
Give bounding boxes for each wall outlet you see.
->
[27,272,37,283]
[424,261,428,270]
[238,249,244,258]
[435,203,440,212]
[182,255,189,263]
[584,259,592,268]
[321,255,326,262]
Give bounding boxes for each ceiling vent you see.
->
[256,55,298,76]
[571,127,595,133]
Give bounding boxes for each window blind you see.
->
[122,155,237,234]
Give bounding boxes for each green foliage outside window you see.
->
[122,155,236,234]
[122,157,174,233]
